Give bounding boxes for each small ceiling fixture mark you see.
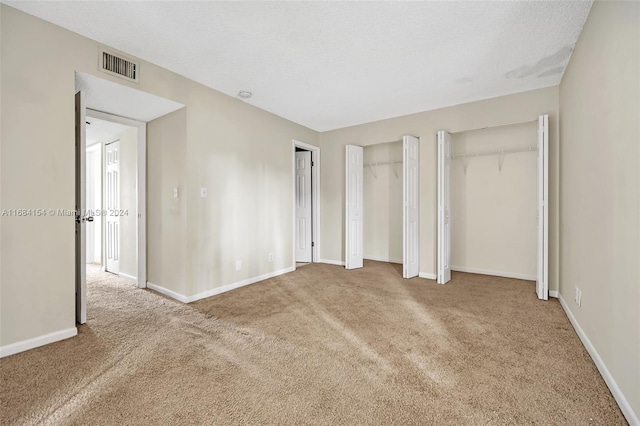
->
[238,91,252,99]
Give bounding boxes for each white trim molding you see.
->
[0,327,77,358]
[549,290,559,298]
[451,266,536,281]
[364,256,402,264]
[559,294,639,425]
[319,259,345,266]
[147,266,295,304]
[419,272,437,280]
[119,272,137,282]
[187,267,294,303]
[146,282,189,303]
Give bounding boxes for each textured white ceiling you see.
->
[85,116,131,146]
[7,1,593,131]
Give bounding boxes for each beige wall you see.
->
[147,108,188,296]
[451,123,537,278]
[115,127,138,279]
[363,142,403,263]
[559,0,639,419]
[0,5,318,347]
[319,86,559,288]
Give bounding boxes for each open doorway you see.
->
[76,104,146,324]
[85,114,140,281]
[75,71,185,324]
[293,140,320,269]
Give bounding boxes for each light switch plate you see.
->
[200,187,207,198]
[173,187,179,198]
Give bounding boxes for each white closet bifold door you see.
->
[403,135,420,278]
[437,131,452,284]
[345,145,364,270]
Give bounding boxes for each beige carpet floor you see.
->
[0,261,626,425]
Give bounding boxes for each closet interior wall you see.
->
[363,141,403,264]
[451,122,537,279]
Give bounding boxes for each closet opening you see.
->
[345,135,420,278]
[437,115,549,300]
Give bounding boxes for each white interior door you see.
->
[85,146,101,264]
[345,145,364,269]
[403,135,420,278]
[105,141,120,274]
[75,91,87,324]
[437,131,452,284]
[295,150,312,263]
[536,115,549,300]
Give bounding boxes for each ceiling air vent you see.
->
[99,48,139,83]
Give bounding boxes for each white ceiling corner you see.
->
[9,1,593,131]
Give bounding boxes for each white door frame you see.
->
[292,140,320,267]
[76,91,87,324]
[86,109,147,289]
[294,150,313,263]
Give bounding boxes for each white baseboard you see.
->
[0,327,77,358]
[451,266,536,281]
[119,272,137,282]
[419,272,437,280]
[364,256,402,264]
[319,259,345,266]
[147,266,295,304]
[186,266,295,303]
[147,282,189,303]
[558,294,639,425]
[549,290,559,298]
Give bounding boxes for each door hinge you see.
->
[311,161,315,167]
[311,242,315,247]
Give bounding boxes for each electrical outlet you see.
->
[235,260,242,271]
[268,253,274,262]
[173,187,179,199]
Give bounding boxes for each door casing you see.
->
[292,140,320,268]
[295,150,313,263]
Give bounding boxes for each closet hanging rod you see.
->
[370,139,402,146]
[366,160,402,167]
[450,119,537,135]
[452,146,537,159]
